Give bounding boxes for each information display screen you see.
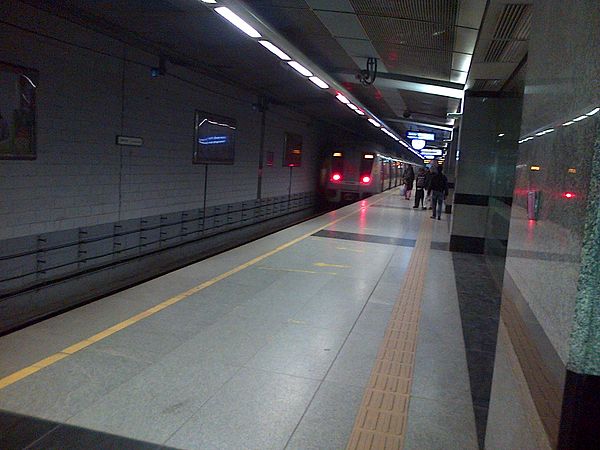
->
[283,132,302,167]
[406,131,435,141]
[193,111,236,165]
[0,62,37,160]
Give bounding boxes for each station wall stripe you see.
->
[0,194,392,391]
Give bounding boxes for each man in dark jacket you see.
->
[427,166,449,220]
[413,168,427,209]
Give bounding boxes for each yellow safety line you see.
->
[346,216,433,450]
[0,195,392,390]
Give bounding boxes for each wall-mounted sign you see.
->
[283,132,302,167]
[116,135,143,146]
[407,131,435,141]
[0,62,37,160]
[193,110,236,165]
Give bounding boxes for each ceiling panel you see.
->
[373,43,452,80]
[350,0,459,25]
[357,15,456,52]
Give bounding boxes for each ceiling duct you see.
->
[484,3,531,63]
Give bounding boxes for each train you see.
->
[319,143,417,203]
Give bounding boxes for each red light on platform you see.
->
[562,192,576,199]
[331,173,342,182]
[361,176,371,184]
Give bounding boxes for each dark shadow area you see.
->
[452,253,503,450]
[0,409,179,450]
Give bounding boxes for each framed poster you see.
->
[283,132,302,167]
[0,62,37,160]
[193,110,236,165]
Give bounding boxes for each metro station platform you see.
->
[0,190,486,449]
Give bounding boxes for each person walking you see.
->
[413,167,427,209]
[403,165,414,200]
[427,166,448,220]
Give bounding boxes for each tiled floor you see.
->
[0,191,480,449]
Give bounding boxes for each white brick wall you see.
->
[0,1,326,240]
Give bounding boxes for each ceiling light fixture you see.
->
[258,41,290,60]
[572,115,588,122]
[368,118,381,127]
[354,109,365,116]
[347,103,358,110]
[308,76,328,89]
[563,121,575,126]
[287,61,313,77]
[215,7,261,38]
[201,0,217,3]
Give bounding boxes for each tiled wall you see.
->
[0,0,325,241]
[486,0,600,447]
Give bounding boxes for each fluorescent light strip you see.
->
[354,109,365,116]
[368,118,381,127]
[201,0,217,3]
[308,76,328,89]
[347,103,358,110]
[215,7,261,38]
[258,41,290,60]
[335,93,350,104]
[587,107,600,116]
[287,61,312,77]
[572,115,588,122]
[563,121,575,126]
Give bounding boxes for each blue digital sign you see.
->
[193,112,236,165]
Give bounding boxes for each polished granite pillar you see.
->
[450,94,522,255]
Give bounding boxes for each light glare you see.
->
[587,107,600,116]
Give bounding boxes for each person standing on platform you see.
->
[427,166,448,220]
[413,167,427,209]
[424,167,433,209]
[403,164,414,200]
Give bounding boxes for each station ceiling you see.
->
[22,0,531,160]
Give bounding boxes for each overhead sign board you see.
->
[419,148,443,156]
[407,131,435,141]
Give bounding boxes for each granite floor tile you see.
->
[404,396,478,450]
[68,357,239,444]
[285,381,364,450]
[0,349,148,422]
[165,367,320,450]
[245,323,348,379]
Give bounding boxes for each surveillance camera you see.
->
[403,111,411,119]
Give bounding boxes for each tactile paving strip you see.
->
[347,218,433,450]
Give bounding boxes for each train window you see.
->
[360,152,374,182]
[331,151,344,175]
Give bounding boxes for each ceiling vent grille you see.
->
[484,3,531,63]
[350,0,459,25]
